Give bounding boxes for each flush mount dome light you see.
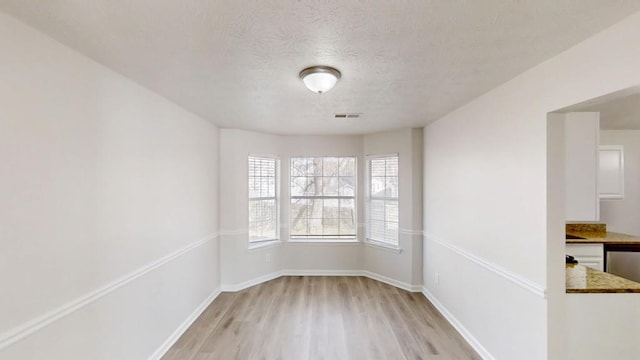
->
[299,65,341,94]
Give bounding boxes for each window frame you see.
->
[365,153,400,249]
[289,156,358,242]
[248,155,280,247]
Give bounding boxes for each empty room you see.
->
[3,1,640,359]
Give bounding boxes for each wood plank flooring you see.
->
[162,276,481,360]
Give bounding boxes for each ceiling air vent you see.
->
[334,113,361,119]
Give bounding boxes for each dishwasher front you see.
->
[607,251,640,283]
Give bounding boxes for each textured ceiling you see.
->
[1,1,640,135]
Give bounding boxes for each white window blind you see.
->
[367,155,399,245]
[248,156,278,243]
[290,157,356,240]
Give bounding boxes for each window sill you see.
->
[364,240,402,253]
[248,239,282,251]
[287,239,361,245]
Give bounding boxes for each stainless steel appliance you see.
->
[607,251,640,282]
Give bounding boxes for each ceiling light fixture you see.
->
[299,65,341,94]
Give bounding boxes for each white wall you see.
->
[279,134,366,273]
[566,294,640,359]
[599,130,640,284]
[220,128,423,290]
[219,129,284,288]
[546,114,568,360]
[219,129,364,287]
[363,128,423,288]
[0,13,220,360]
[423,11,640,360]
[600,130,640,236]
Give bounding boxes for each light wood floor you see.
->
[162,276,481,360]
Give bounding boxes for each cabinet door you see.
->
[566,243,604,271]
[565,112,600,221]
[599,145,624,199]
[578,260,604,271]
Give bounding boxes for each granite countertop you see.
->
[566,263,640,293]
[565,231,640,245]
[565,224,640,245]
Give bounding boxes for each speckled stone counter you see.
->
[566,263,640,293]
[565,231,640,245]
[566,223,607,234]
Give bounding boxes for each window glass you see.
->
[367,155,399,245]
[290,157,357,240]
[248,156,278,243]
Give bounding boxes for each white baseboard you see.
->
[363,271,422,292]
[221,270,283,292]
[0,234,216,351]
[148,287,221,360]
[282,269,363,276]
[151,279,486,360]
[422,287,495,360]
[222,269,422,293]
[282,269,421,292]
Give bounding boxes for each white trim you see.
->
[364,240,402,253]
[290,195,355,200]
[424,233,546,298]
[248,239,282,251]
[289,156,358,240]
[223,229,426,239]
[364,152,399,159]
[248,153,281,160]
[222,231,368,246]
[286,239,361,245]
[598,145,625,200]
[219,229,248,236]
[363,271,422,292]
[148,287,221,360]
[221,270,283,292]
[365,154,400,246]
[399,228,424,236]
[0,233,217,350]
[422,287,495,360]
[221,269,421,293]
[283,269,363,276]
[248,155,280,243]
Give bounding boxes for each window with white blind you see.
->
[290,157,356,240]
[366,155,399,246]
[248,156,278,243]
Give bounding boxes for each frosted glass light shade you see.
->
[299,66,341,94]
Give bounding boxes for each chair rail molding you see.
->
[424,233,546,298]
[0,232,218,350]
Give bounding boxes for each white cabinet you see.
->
[566,243,604,271]
[599,145,624,199]
[564,112,600,221]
